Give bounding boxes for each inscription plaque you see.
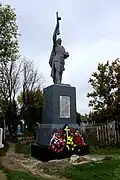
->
[60,96,70,118]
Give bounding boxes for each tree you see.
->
[18,57,45,123]
[0,60,22,132]
[0,4,45,133]
[0,3,19,133]
[18,90,43,131]
[0,4,19,62]
[87,58,120,122]
[76,112,89,125]
[0,57,45,132]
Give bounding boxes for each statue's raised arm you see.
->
[53,12,61,46]
[49,12,69,84]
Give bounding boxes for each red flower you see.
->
[23,140,27,144]
[70,128,74,133]
[29,137,32,140]
[59,128,63,135]
[74,134,85,145]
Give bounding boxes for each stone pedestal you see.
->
[42,84,76,124]
[36,84,79,146]
[31,84,89,161]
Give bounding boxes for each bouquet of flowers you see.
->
[49,131,65,152]
[17,136,35,145]
[49,124,87,153]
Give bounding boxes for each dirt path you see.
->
[1,142,26,171]
[1,142,69,180]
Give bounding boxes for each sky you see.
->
[2,0,120,114]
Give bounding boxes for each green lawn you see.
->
[58,157,120,180]
[5,170,45,180]
[1,169,46,180]
[2,158,120,180]
[1,156,120,180]
[1,143,120,180]
[0,164,45,180]
[90,146,120,155]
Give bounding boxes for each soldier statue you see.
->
[49,12,69,84]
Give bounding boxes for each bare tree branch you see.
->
[18,57,45,120]
[0,59,22,104]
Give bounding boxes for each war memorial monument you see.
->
[31,13,89,161]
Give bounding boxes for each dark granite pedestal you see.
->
[31,84,89,161]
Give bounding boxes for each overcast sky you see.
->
[2,0,120,114]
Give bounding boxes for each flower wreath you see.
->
[49,131,65,152]
[49,125,86,153]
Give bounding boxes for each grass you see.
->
[15,143,31,155]
[42,147,120,180]
[0,165,46,180]
[90,146,120,155]
[58,157,120,180]
[2,142,120,180]
[2,160,120,180]
[4,170,45,180]
[13,145,120,180]
[0,158,46,180]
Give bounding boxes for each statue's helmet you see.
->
[56,38,62,45]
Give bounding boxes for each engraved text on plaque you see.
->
[60,96,70,118]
